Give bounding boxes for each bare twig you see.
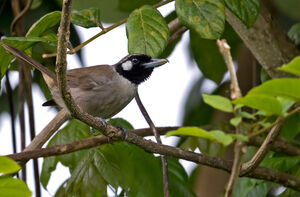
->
[217,39,242,197]
[42,0,174,58]
[5,72,17,154]
[135,91,169,197]
[241,118,284,175]
[6,129,300,192]
[10,0,33,35]
[217,39,241,99]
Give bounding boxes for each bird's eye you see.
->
[131,58,139,64]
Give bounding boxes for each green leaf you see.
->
[225,0,260,27]
[202,94,233,112]
[288,23,300,45]
[229,134,249,142]
[175,0,225,39]
[108,118,134,130]
[126,5,170,57]
[26,11,61,37]
[189,30,227,83]
[233,95,282,115]
[41,120,92,188]
[0,156,21,174]
[248,78,300,101]
[71,8,101,28]
[230,116,242,126]
[279,56,300,77]
[0,177,32,197]
[64,150,108,196]
[233,178,274,197]
[280,113,300,142]
[166,127,234,146]
[261,156,300,171]
[238,111,256,120]
[210,130,233,146]
[0,44,14,79]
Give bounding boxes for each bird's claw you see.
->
[89,117,107,136]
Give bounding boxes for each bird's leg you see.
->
[89,117,107,136]
[115,125,129,140]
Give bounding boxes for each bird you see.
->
[2,42,168,119]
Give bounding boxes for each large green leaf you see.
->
[71,8,101,28]
[126,5,170,57]
[41,120,194,196]
[279,56,300,77]
[280,113,300,142]
[248,78,300,101]
[0,156,21,174]
[26,11,61,37]
[202,94,233,112]
[189,31,227,83]
[225,0,260,27]
[175,0,225,39]
[0,177,32,197]
[40,120,92,188]
[288,23,300,45]
[233,95,282,115]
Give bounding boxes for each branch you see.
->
[225,4,299,78]
[135,91,169,197]
[241,118,284,175]
[217,39,242,197]
[6,129,300,192]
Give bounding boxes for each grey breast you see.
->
[66,65,137,119]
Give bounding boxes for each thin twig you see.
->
[23,68,41,196]
[135,91,169,197]
[241,118,284,175]
[42,0,174,58]
[5,72,17,154]
[10,0,33,35]
[217,39,242,197]
[6,128,300,192]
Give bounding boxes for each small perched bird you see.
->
[2,43,168,119]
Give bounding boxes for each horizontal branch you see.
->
[6,127,300,191]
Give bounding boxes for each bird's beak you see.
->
[142,58,169,68]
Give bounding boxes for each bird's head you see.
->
[114,54,168,85]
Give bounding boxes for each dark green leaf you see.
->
[273,0,300,20]
[26,11,61,37]
[71,8,101,28]
[65,150,108,197]
[288,23,300,45]
[0,156,21,174]
[202,94,233,112]
[189,31,227,83]
[248,78,300,101]
[233,178,274,197]
[280,113,300,142]
[175,0,225,39]
[126,5,170,57]
[0,44,14,79]
[261,156,300,171]
[225,0,260,27]
[233,95,282,115]
[0,177,32,197]
[279,56,300,77]
[40,120,92,188]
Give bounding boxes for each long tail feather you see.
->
[2,42,57,82]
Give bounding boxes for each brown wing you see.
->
[66,65,116,90]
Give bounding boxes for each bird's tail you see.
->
[1,42,57,83]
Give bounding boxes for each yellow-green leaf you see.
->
[202,94,233,112]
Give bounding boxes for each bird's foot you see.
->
[115,126,129,140]
[89,117,107,136]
